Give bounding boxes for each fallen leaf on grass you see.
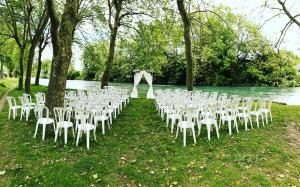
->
[92,174,98,179]
[0,171,6,175]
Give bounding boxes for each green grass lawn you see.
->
[0,78,18,97]
[0,85,300,186]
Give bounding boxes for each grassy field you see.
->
[0,85,300,186]
[0,78,18,97]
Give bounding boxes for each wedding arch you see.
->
[130,70,155,99]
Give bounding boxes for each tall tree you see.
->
[177,0,193,91]
[98,0,155,88]
[100,0,122,88]
[35,29,50,85]
[46,0,80,110]
[0,0,31,89]
[24,1,49,93]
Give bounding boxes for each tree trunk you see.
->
[18,47,25,90]
[101,4,121,88]
[177,0,193,91]
[25,42,38,93]
[0,61,3,79]
[101,25,119,88]
[35,43,43,85]
[46,0,79,110]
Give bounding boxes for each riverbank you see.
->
[0,85,300,186]
[36,78,300,105]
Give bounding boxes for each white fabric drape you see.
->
[143,71,155,99]
[130,70,155,99]
[130,71,143,98]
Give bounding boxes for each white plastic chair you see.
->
[93,105,110,134]
[259,98,272,124]
[19,96,34,121]
[7,96,21,119]
[198,107,220,141]
[175,108,197,146]
[75,110,96,149]
[250,99,265,127]
[237,98,253,131]
[33,106,55,140]
[35,92,46,106]
[54,107,75,144]
[23,93,35,107]
[219,104,239,135]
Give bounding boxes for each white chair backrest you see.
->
[179,108,197,123]
[19,96,30,107]
[53,107,72,124]
[7,97,17,107]
[35,105,49,119]
[23,94,32,103]
[75,110,93,128]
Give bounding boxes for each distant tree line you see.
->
[81,7,300,87]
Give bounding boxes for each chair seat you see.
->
[250,111,261,115]
[78,123,96,131]
[57,121,73,128]
[221,116,235,121]
[168,113,179,119]
[237,113,250,118]
[200,118,216,125]
[178,121,195,128]
[38,118,54,124]
[95,115,109,121]
[259,109,270,113]
[11,106,21,109]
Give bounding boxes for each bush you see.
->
[67,70,81,80]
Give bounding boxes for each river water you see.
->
[37,79,300,105]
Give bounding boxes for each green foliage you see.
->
[81,6,299,87]
[81,41,108,80]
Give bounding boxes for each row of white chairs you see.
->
[155,89,273,146]
[6,88,130,149]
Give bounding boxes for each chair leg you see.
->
[256,116,259,128]
[76,130,81,146]
[86,130,90,149]
[249,117,253,129]
[215,122,220,139]
[107,120,111,130]
[64,128,68,144]
[8,109,11,119]
[42,124,46,141]
[175,126,179,139]
[245,118,248,131]
[198,123,202,136]
[207,125,211,141]
[234,119,239,133]
[265,113,268,124]
[93,129,97,141]
[102,121,105,134]
[72,127,75,138]
[192,127,196,144]
[171,119,175,133]
[34,122,39,138]
[183,128,186,146]
[270,111,273,123]
[261,114,265,126]
[228,121,232,136]
[54,128,59,142]
[20,110,23,121]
